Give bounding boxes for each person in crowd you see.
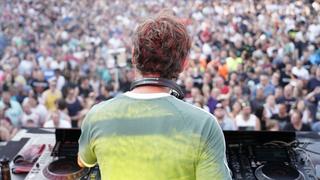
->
[0,87,23,127]
[42,78,62,111]
[307,66,320,92]
[235,101,261,131]
[214,76,230,95]
[253,73,275,97]
[78,77,93,98]
[230,85,246,105]
[276,84,296,112]
[30,70,49,97]
[271,103,291,130]
[190,87,202,104]
[214,103,237,130]
[264,95,279,119]
[250,87,266,115]
[292,60,310,80]
[193,94,210,112]
[0,104,18,141]
[54,69,66,91]
[96,84,114,103]
[207,88,220,114]
[230,101,242,120]
[182,77,194,102]
[265,119,280,131]
[283,110,311,131]
[218,94,231,115]
[305,86,320,121]
[43,110,71,128]
[295,99,313,125]
[56,99,71,123]
[274,86,284,100]
[65,85,83,127]
[226,50,243,72]
[21,99,40,127]
[27,93,48,126]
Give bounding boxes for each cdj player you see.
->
[25,129,100,180]
[224,131,318,180]
[24,129,318,180]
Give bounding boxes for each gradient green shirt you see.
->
[78,92,231,180]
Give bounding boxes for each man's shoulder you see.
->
[167,97,215,119]
[169,99,222,132]
[84,94,131,118]
[91,94,216,122]
[88,96,119,112]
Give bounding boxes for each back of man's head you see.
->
[132,12,191,79]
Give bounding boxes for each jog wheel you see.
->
[255,163,304,180]
[43,158,90,180]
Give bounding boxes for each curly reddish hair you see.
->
[132,13,191,79]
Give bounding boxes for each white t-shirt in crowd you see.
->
[21,112,40,127]
[292,66,310,80]
[235,114,258,130]
[31,104,48,124]
[18,60,33,76]
[43,119,72,128]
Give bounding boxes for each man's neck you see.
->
[131,74,171,94]
[131,86,170,94]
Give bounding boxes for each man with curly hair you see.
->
[78,12,231,180]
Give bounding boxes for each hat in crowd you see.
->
[14,75,27,85]
[241,101,250,108]
[48,77,57,84]
[215,103,223,109]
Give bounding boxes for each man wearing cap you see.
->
[292,60,310,80]
[235,101,261,131]
[214,103,237,130]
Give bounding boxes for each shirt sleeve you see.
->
[196,117,232,180]
[78,111,97,167]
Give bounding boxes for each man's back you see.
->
[79,92,230,180]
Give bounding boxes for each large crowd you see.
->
[1,0,320,141]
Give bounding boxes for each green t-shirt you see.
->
[78,92,231,180]
[226,57,243,72]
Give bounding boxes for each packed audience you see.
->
[1,0,320,140]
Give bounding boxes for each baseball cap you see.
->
[215,102,223,109]
[241,101,250,108]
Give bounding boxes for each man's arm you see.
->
[78,110,97,167]
[77,153,96,168]
[196,117,232,180]
[77,155,85,168]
